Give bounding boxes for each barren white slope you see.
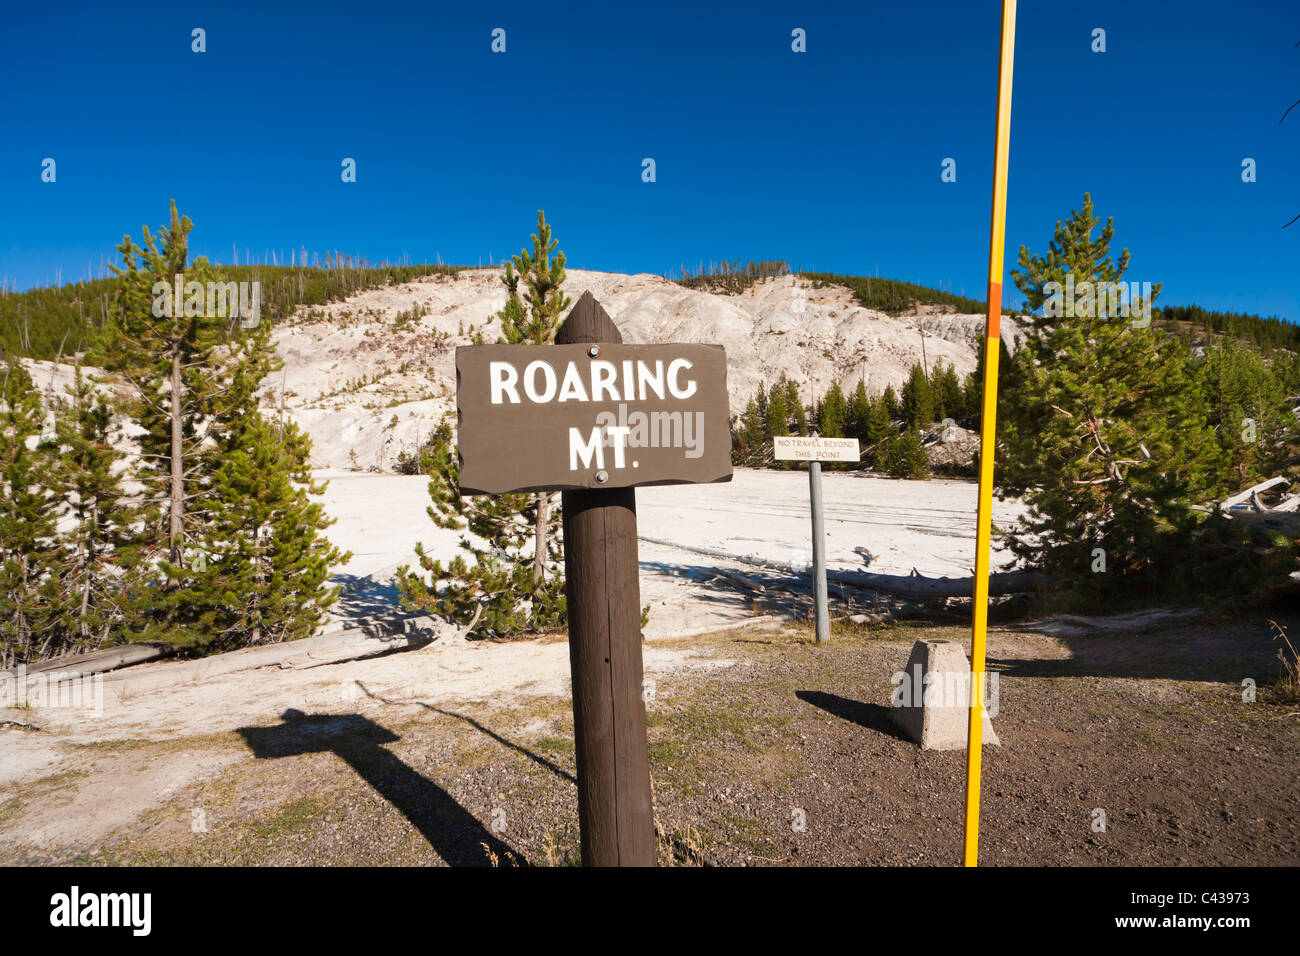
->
[267,269,1022,471]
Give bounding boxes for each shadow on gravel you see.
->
[238,708,525,866]
[795,690,911,742]
[988,620,1293,684]
[422,706,578,786]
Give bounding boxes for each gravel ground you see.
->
[5,612,1295,867]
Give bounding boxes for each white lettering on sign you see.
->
[668,359,697,399]
[570,425,632,470]
[773,436,860,463]
[489,359,698,405]
[490,362,519,403]
[524,362,558,402]
[558,363,588,402]
[592,360,619,401]
[637,361,665,400]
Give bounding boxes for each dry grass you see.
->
[1268,620,1300,705]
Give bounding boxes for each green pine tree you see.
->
[934,360,963,424]
[50,365,146,652]
[766,380,790,438]
[168,321,350,651]
[497,211,570,587]
[1002,194,1236,599]
[0,362,61,666]
[847,379,871,443]
[901,362,935,428]
[397,414,565,637]
[109,200,229,572]
[1197,337,1294,486]
[399,212,571,638]
[785,379,807,435]
[882,383,901,420]
[885,427,931,480]
[738,396,765,464]
[197,397,348,650]
[864,394,893,467]
[818,382,848,438]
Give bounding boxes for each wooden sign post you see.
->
[773,433,859,644]
[456,291,732,866]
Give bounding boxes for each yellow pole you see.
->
[963,0,1016,868]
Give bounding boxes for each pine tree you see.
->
[177,322,349,651]
[818,382,848,437]
[882,383,901,420]
[198,400,348,650]
[901,362,935,428]
[846,380,871,443]
[399,212,571,638]
[785,379,807,435]
[740,396,765,462]
[50,365,145,651]
[109,201,229,572]
[1197,337,1294,485]
[496,211,570,587]
[397,414,565,637]
[961,355,982,427]
[934,360,963,424]
[864,394,893,467]
[0,362,61,665]
[1002,194,1232,598]
[766,380,790,438]
[885,427,931,479]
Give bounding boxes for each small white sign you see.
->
[773,436,860,462]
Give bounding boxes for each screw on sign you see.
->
[456,291,732,866]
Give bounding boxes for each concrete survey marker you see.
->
[890,638,999,751]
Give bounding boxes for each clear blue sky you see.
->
[1,0,1297,321]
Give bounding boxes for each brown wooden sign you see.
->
[456,338,733,494]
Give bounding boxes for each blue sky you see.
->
[1,0,1297,321]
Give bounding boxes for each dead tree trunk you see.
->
[533,492,549,585]
[169,336,185,567]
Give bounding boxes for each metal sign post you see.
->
[774,434,859,644]
[808,455,830,644]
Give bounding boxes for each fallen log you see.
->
[827,567,1046,600]
[12,642,168,678]
[707,568,769,593]
[93,624,439,696]
[1220,475,1289,510]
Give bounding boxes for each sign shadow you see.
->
[237,708,523,866]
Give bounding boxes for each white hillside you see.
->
[268,268,1021,471]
